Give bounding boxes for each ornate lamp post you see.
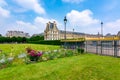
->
[100,21,103,55]
[73,28,74,39]
[64,16,67,40]
[101,21,103,37]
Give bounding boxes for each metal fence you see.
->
[85,40,120,57]
[61,41,84,49]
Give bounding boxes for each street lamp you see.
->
[64,16,67,40]
[73,28,74,39]
[101,21,103,37]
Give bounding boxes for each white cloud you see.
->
[34,17,57,25]
[0,7,10,18]
[66,10,120,35]
[66,9,99,27]
[16,21,37,30]
[105,20,120,28]
[14,0,45,14]
[5,17,61,36]
[6,21,38,36]
[62,0,84,4]
[0,0,7,7]
[34,16,62,31]
[0,0,10,18]
[104,19,120,34]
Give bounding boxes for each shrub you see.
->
[77,48,84,54]
[28,40,61,45]
[65,50,74,57]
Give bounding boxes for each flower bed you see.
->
[26,47,42,62]
[0,47,84,69]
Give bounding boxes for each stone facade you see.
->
[44,21,90,40]
[44,21,59,40]
[6,31,30,38]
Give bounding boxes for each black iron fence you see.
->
[61,41,85,49]
[61,39,120,57]
[85,40,120,57]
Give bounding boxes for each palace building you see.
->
[6,31,30,38]
[44,21,98,40]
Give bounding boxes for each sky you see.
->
[0,0,120,36]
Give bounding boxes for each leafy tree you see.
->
[29,35,44,41]
[11,37,17,42]
[22,37,27,43]
[0,34,2,37]
[17,37,22,43]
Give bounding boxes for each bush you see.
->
[28,40,61,45]
[65,50,74,57]
[77,48,84,54]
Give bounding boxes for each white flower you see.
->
[44,52,49,54]
[48,51,51,53]
[53,50,57,52]
[7,57,14,62]
[58,49,61,52]
[0,59,5,64]
[18,53,27,58]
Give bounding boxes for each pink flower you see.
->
[29,50,36,56]
[37,51,42,56]
[26,47,43,57]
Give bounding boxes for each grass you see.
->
[0,53,120,80]
[0,44,60,55]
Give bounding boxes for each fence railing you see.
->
[85,40,120,57]
[61,38,120,57]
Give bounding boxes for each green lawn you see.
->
[0,53,120,80]
[0,44,60,55]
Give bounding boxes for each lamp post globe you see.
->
[101,21,103,37]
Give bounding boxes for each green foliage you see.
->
[0,34,2,37]
[65,49,74,57]
[77,48,84,53]
[28,35,44,41]
[40,49,77,61]
[28,40,61,45]
[0,36,27,43]
[0,35,44,43]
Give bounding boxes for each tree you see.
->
[17,37,22,43]
[29,35,44,41]
[11,37,17,42]
[0,34,2,37]
[22,37,27,43]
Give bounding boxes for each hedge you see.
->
[27,40,61,45]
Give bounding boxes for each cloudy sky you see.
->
[0,0,120,36]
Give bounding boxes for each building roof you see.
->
[117,31,120,36]
[59,30,85,35]
[49,23,54,30]
[45,21,58,32]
